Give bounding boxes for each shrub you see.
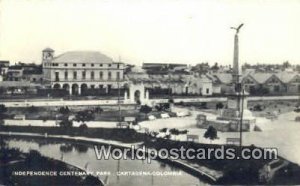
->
[216,102,224,110]
[59,106,70,115]
[204,126,218,142]
[140,105,152,115]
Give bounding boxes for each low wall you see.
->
[2,95,299,107]
[4,119,117,128]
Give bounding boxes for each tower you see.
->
[42,47,55,61]
[42,47,55,82]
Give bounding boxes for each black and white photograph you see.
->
[0,0,300,185]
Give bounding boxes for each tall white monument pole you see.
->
[231,23,244,86]
[231,23,244,148]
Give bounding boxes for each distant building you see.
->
[0,60,9,75]
[42,48,125,95]
[6,66,23,81]
[6,63,42,82]
[242,72,300,95]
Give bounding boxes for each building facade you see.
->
[42,48,125,95]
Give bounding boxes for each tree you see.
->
[78,123,88,135]
[204,126,218,142]
[59,106,70,115]
[211,62,219,71]
[216,102,224,110]
[179,129,188,135]
[169,128,180,141]
[75,110,95,123]
[155,103,170,112]
[282,61,291,69]
[27,106,38,113]
[139,105,152,116]
[159,128,168,133]
[0,104,7,116]
[59,119,73,129]
[94,107,103,114]
[168,98,174,104]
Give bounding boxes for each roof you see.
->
[275,72,299,83]
[213,73,233,84]
[248,73,273,84]
[42,47,54,52]
[52,51,113,64]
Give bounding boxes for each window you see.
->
[73,71,77,80]
[108,71,111,80]
[64,63,68,67]
[82,64,86,67]
[64,71,68,80]
[73,64,77,67]
[99,85,103,89]
[206,88,209,94]
[91,63,94,67]
[82,71,86,80]
[91,85,95,89]
[116,72,120,80]
[55,72,59,81]
[99,64,103,67]
[108,64,112,67]
[117,64,120,68]
[91,71,94,80]
[99,71,103,80]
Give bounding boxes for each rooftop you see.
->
[52,51,113,64]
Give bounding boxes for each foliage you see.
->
[179,129,188,135]
[139,105,152,115]
[168,98,174,104]
[0,104,7,114]
[204,126,218,141]
[27,106,38,113]
[59,119,73,129]
[59,106,70,115]
[75,110,95,123]
[169,128,180,135]
[94,107,103,114]
[159,128,168,133]
[155,103,170,112]
[216,102,224,110]
[78,123,88,135]
[253,104,263,111]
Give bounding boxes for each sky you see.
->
[0,0,300,66]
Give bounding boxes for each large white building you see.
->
[42,48,125,95]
